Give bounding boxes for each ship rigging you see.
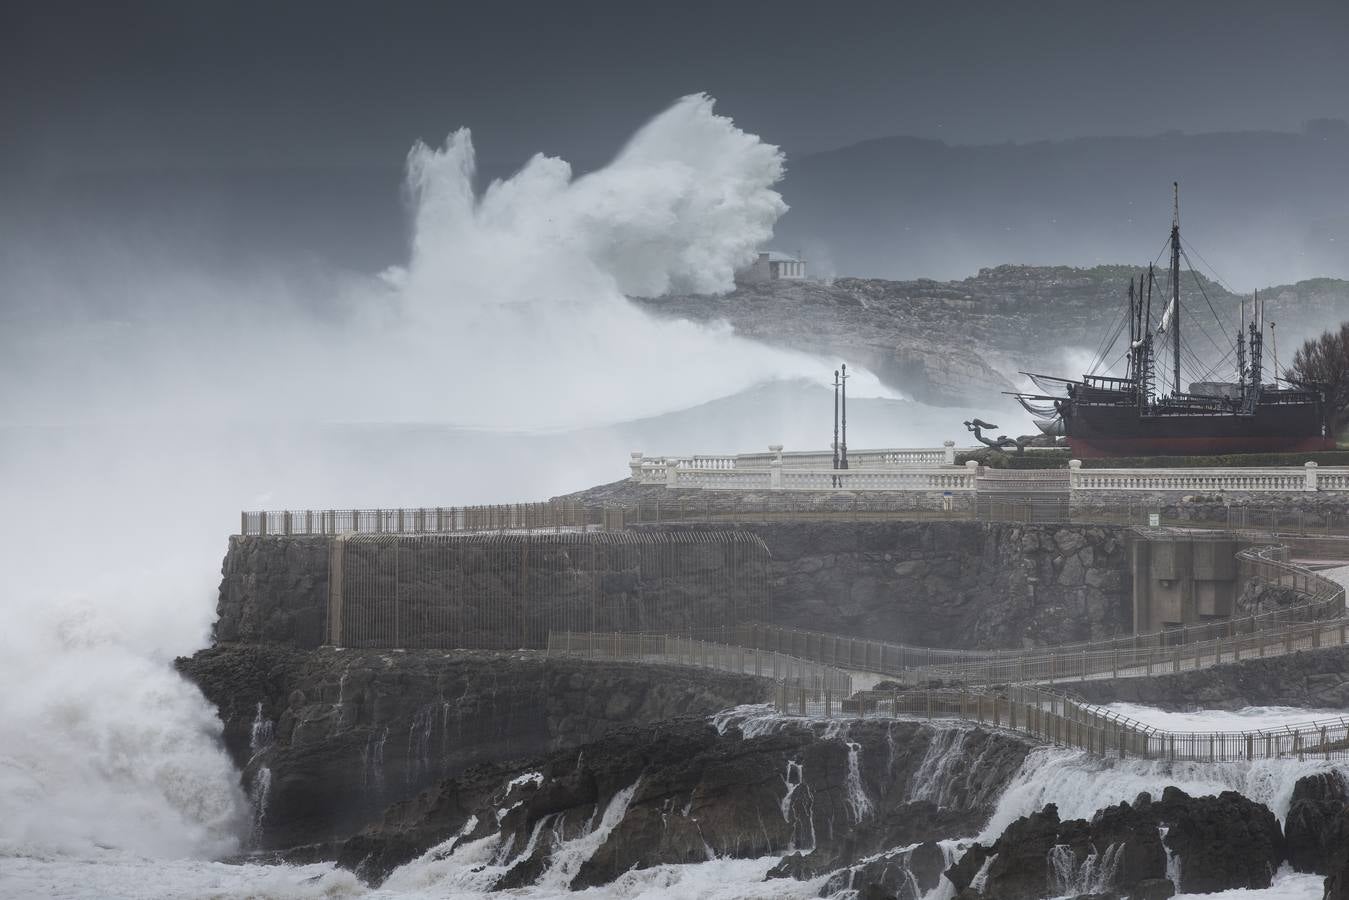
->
[1014,184,1331,457]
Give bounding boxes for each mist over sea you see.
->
[0,92,1334,900]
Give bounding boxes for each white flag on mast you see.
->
[1157,296,1177,334]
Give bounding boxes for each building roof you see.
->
[762,250,802,263]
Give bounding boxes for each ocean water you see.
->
[4,704,1343,898]
[0,91,1326,899]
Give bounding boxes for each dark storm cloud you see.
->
[5,0,1348,175]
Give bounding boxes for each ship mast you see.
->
[1142,265,1156,409]
[1126,277,1136,380]
[1170,182,1182,397]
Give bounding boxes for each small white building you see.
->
[739,250,807,284]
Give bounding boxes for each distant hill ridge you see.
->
[773,123,1349,288]
[642,265,1349,407]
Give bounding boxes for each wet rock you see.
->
[1155,787,1283,893]
[950,788,1279,900]
[1285,771,1349,874]
[909,840,949,893]
[178,645,768,851]
[337,716,1032,889]
[1088,800,1167,893]
[1130,878,1177,900]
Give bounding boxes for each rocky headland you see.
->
[637,270,1349,407]
[178,511,1349,899]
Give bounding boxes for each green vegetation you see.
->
[1286,321,1349,437]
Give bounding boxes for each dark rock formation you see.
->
[944,787,1282,900]
[1072,645,1349,710]
[1285,771,1349,875]
[177,645,769,851]
[335,717,1032,889]
[1153,787,1283,893]
[215,535,329,647]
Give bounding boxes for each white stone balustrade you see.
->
[655,465,979,492]
[629,442,962,485]
[631,447,1349,495]
[1069,461,1349,493]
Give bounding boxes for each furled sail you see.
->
[1034,416,1064,436]
[1015,396,1060,418]
[1025,373,1072,395]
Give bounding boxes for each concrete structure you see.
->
[738,250,806,283]
[1129,531,1242,633]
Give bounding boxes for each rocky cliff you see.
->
[636,269,1349,407]
[176,646,768,851]
[335,713,1032,891]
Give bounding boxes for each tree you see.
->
[1285,322,1349,440]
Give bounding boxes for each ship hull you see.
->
[1069,434,1334,458]
[1064,395,1331,458]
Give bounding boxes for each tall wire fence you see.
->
[763,683,1349,762]
[328,530,770,650]
[242,497,1349,536]
[674,541,1347,687]
[545,631,854,697]
[240,495,1349,760]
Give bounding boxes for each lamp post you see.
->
[840,363,849,470]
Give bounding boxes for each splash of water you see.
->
[386,92,891,429]
[0,592,247,860]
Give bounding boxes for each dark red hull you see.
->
[1069,434,1335,459]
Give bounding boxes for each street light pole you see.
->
[840,363,849,470]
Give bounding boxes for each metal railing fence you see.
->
[766,682,1349,762]
[241,502,602,537]
[680,542,1346,687]
[241,497,1349,537]
[544,631,853,697]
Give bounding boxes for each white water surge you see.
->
[0,97,1340,900]
[0,93,900,880]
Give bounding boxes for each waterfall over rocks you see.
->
[334,714,1032,891]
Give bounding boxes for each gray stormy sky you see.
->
[5,0,1349,176]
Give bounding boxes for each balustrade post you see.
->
[1306,461,1319,492]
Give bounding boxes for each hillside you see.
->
[638,267,1349,407]
[773,124,1349,287]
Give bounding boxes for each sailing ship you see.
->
[1015,184,1332,458]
